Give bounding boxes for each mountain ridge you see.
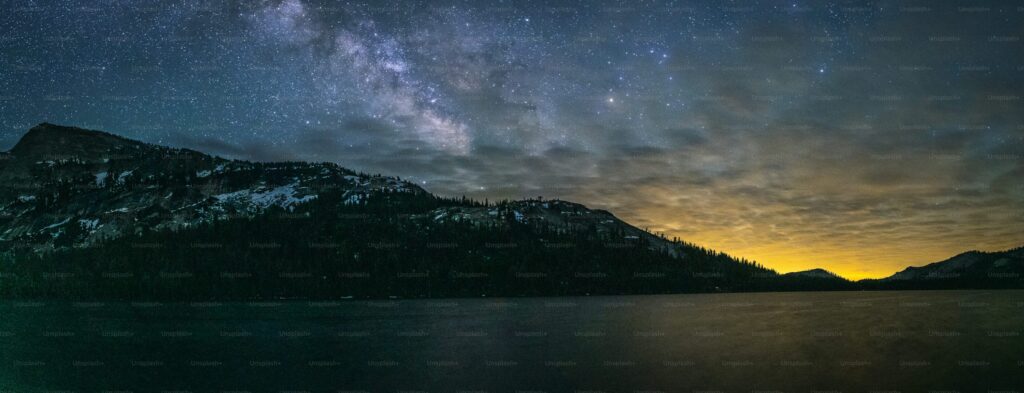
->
[782,268,842,279]
[10,122,143,156]
[0,123,699,258]
[864,247,1024,288]
[2,126,421,257]
[3,123,782,299]
[0,123,1020,299]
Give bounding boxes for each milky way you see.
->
[1,0,1022,278]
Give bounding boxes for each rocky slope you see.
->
[0,123,426,251]
[0,123,687,258]
[870,247,1024,288]
[0,123,1018,298]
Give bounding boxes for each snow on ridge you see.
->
[78,218,100,231]
[116,170,133,185]
[95,171,108,187]
[196,163,228,178]
[343,193,364,205]
[214,181,318,211]
[42,217,71,231]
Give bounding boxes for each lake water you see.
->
[2,290,1022,391]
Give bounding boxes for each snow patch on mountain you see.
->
[116,170,133,185]
[42,217,71,231]
[214,181,317,212]
[343,193,364,205]
[78,218,100,231]
[94,171,108,187]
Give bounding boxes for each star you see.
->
[0,0,1019,279]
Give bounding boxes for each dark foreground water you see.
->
[1,290,1022,392]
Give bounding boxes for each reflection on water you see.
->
[1,290,1023,391]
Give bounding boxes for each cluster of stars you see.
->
[0,0,1021,278]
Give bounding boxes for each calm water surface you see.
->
[2,290,1023,392]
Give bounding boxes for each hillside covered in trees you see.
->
[3,188,862,299]
[0,124,1018,300]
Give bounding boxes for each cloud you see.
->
[9,0,1019,280]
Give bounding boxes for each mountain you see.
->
[784,268,841,279]
[773,268,856,291]
[0,123,783,299]
[0,123,425,252]
[0,124,697,256]
[862,247,1024,289]
[0,124,1019,299]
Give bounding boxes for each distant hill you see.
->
[784,268,841,279]
[0,123,1019,299]
[861,247,1024,289]
[774,268,857,291]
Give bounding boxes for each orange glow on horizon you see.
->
[581,183,1024,281]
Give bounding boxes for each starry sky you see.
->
[2,0,1022,278]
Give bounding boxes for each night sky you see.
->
[2,0,1022,278]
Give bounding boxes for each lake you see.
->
[2,290,1022,391]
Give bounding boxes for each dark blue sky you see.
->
[1,0,1022,277]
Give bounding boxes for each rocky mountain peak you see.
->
[0,124,431,251]
[8,123,145,160]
